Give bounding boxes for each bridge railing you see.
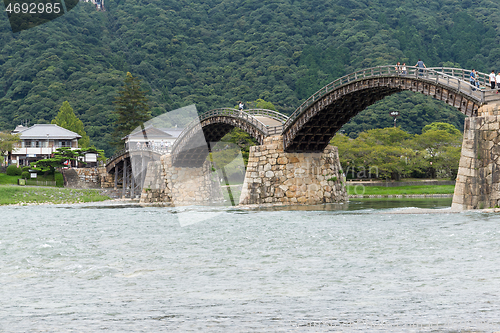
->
[105,144,171,166]
[284,65,493,130]
[429,67,490,87]
[106,148,127,166]
[246,109,289,123]
[172,108,284,152]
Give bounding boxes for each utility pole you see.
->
[390,111,400,127]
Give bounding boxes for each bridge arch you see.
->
[171,108,287,166]
[282,66,498,153]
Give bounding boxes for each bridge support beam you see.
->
[239,136,347,206]
[140,153,222,206]
[453,113,500,210]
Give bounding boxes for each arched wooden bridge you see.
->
[282,66,499,152]
[107,65,500,192]
[171,108,288,166]
[105,147,167,198]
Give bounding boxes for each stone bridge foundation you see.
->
[239,136,347,205]
[139,136,347,206]
[140,153,222,205]
[452,114,500,210]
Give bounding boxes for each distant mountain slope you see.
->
[1,0,499,154]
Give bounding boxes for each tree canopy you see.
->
[0,132,20,163]
[52,101,90,148]
[331,123,463,180]
[112,72,151,145]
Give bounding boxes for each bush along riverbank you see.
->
[0,185,110,206]
[347,184,455,198]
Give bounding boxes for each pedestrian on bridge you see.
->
[489,70,496,90]
[415,59,426,76]
[496,71,500,93]
[401,63,407,75]
[470,69,480,91]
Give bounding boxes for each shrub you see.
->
[22,166,30,172]
[21,171,30,179]
[6,165,22,176]
[55,172,64,187]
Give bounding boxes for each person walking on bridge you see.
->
[415,59,426,76]
[489,70,496,90]
[470,69,480,91]
[496,71,500,93]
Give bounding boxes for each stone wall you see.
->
[239,136,347,205]
[70,167,106,188]
[140,153,222,205]
[100,171,114,188]
[452,116,500,210]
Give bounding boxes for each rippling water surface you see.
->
[1,199,500,332]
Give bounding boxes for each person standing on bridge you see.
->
[496,71,500,93]
[415,59,426,76]
[401,63,407,75]
[470,69,480,91]
[489,70,496,90]
[395,62,401,74]
[238,101,244,111]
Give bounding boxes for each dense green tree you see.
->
[29,147,105,174]
[0,132,20,156]
[245,99,278,111]
[332,128,415,180]
[1,132,20,165]
[422,122,461,135]
[52,101,90,148]
[30,147,85,174]
[410,124,462,179]
[112,72,151,146]
[331,123,462,180]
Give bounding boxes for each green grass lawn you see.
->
[0,185,110,205]
[347,184,455,196]
[0,172,64,186]
[0,173,20,185]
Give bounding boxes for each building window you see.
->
[58,140,70,147]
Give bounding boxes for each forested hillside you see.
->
[1,0,500,155]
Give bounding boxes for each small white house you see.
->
[10,124,81,166]
[122,126,183,152]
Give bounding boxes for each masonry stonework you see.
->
[68,167,106,188]
[239,136,347,205]
[139,153,222,206]
[452,115,500,210]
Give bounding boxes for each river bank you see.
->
[0,185,110,206]
[0,182,458,206]
[347,184,455,197]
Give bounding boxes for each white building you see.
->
[80,0,104,10]
[122,126,183,153]
[10,124,81,166]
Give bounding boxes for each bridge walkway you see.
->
[252,116,283,128]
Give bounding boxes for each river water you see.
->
[1,198,500,332]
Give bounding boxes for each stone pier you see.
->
[139,135,347,206]
[239,136,347,205]
[140,153,222,205]
[452,115,500,210]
